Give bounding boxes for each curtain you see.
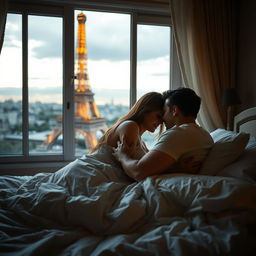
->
[0,0,9,54]
[169,0,237,131]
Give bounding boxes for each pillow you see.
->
[217,137,256,182]
[199,129,250,176]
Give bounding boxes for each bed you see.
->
[0,107,256,256]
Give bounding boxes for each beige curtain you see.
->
[169,0,237,131]
[0,0,9,54]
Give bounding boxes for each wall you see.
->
[236,0,256,113]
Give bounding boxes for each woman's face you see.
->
[141,110,163,133]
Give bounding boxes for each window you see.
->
[28,15,63,155]
[0,14,22,155]
[73,10,130,155]
[0,10,64,162]
[0,3,178,167]
[137,24,170,99]
[137,23,171,148]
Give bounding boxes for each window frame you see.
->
[0,1,180,170]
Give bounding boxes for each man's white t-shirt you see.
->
[152,123,214,164]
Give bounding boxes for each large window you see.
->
[0,3,176,165]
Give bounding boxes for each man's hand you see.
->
[113,140,128,162]
[113,143,177,181]
[113,140,141,180]
[113,138,142,161]
[179,157,202,174]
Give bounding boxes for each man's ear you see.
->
[172,105,179,116]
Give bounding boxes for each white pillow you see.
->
[199,129,250,176]
[217,137,256,182]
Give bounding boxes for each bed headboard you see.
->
[234,107,256,137]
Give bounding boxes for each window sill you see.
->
[0,161,71,176]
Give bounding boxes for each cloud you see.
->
[4,11,170,62]
[4,14,22,48]
[80,11,130,61]
[28,15,62,59]
[81,11,170,61]
[4,13,62,59]
[151,72,169,77]
[0,87,62,96]
[137,25,170,61]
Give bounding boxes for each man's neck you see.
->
[175,117,196,126]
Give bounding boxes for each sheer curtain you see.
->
[169,0,237,131]
[0,0,9,54]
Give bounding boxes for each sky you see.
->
[0,10,171,105]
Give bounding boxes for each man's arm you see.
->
[177,157,202,174]
[113,142,176,181]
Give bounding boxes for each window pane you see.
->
[28,15,63,155]
[137,24,170,97]
[74,10,130,156]
[0,14,22,155]
[137,24,170,149]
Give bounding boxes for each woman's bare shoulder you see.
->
[116,121,140,145]
[117,120,139,131]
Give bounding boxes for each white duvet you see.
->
[1,145,256,255]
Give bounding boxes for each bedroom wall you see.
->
[236,0,256,114]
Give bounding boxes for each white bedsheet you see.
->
[1,145,256,255]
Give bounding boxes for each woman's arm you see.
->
[116,121,147,158]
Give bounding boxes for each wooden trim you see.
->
[234,107,256,134]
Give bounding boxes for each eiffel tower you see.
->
[44,12,107,151]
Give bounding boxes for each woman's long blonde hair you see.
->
[91,92,164,152]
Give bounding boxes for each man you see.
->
[113,88,214,181]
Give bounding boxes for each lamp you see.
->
[221,88,241,130]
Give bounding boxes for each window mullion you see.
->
[130,13,137,107]
[169,28,173,90]
[63,6,75,161]
[22,13,29,158]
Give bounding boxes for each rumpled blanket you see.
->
[1,145,256,255]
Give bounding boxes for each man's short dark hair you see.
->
[162,88,201,118]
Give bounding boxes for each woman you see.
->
[91,91,164,159]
